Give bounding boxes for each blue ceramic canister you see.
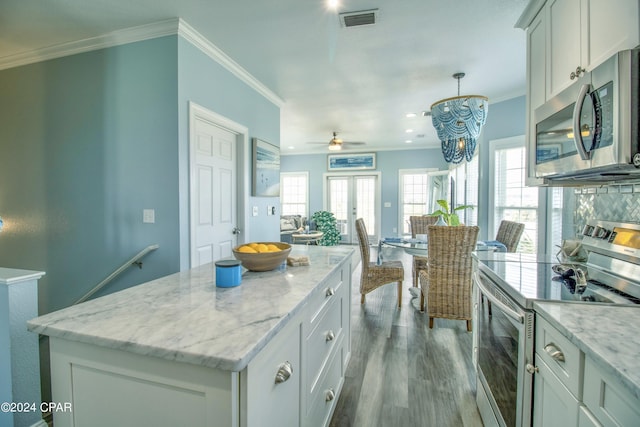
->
[215,260,242,288]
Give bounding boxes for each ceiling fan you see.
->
[308,132,366,151]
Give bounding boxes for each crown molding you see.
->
[0,18,284,107]
[0,19,179,71]
[176,19,284,107]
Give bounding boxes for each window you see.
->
[449,155,479,226]
[490,136,539,253]
[280,172,308,216]
[399,169,431,235]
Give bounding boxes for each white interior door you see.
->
[190,115,238,267]
[327,175,379,244]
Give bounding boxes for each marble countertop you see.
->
[534,301,640,401]
[28,245,354,372]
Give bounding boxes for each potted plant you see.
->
[428,199,473,226]
[311,211,341,246]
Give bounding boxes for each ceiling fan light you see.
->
[328,142,342,151]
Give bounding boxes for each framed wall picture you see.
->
[253,138,280,197]
[327,152,376,171]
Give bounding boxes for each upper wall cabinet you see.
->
[548,0,640,98]
[517,0,640,186]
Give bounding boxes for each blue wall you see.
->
[0,36,181,313]
[281,148,448,238]
[0,34,282,313]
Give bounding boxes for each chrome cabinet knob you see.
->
[274,361,293,384]
[326,330,335,342]
[570,66,586,80]
[544,343,566,363]
[325,388,336,402]
[526,363,539,374]
[326,287,335,297]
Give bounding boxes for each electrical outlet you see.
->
[267,206,276,216]
[253,206,259,216]
[384,202,391,208]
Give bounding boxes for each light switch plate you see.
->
[253,206,259,216]
[143,209,155,223]
[384,202,391,208]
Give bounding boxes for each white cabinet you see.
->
[546,0,639,98]
[47,257,352,427]
[582,356,640,427]
[533,314,640,427]
[533,315,583,427]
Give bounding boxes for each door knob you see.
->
[232,227,241,235]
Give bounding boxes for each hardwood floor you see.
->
[330,246,483,427]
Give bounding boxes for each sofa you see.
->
[280,215,317,243]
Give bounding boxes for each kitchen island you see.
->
[28,245,354,427]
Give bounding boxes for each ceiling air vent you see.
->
[339,9,379,28]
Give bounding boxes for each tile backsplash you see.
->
[572,182,640,236]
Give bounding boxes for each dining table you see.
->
[378,237,503,297]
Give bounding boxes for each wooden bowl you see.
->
[232,242,292,272]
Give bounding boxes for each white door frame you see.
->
[322,171,382,242]
[188,102,250,267]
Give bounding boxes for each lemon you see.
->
[248,242,259,249]
[267,244,280,252]
[256,244,269,253]
[237,245,257,253]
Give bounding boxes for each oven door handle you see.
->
[473,273,525,324]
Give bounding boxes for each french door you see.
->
[326,174,380,244]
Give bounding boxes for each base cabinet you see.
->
[533,314,639,427]
[49,259,352,427]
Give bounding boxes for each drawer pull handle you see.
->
[326,287,335,297]
[326,330,335,342]
[544,343,565,363]
[325,388,335,402]
[274,361,293,384]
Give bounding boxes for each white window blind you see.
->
[399,170,429,235]
[280,172,308,216]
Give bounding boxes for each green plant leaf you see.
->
[429,210,446,217]
[449,214,461,226]
[436,199,450,212]
[453,205,474,212]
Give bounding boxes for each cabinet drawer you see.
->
[305,340,343,427]
[244,319,301,427]
[306,295,343,395]
[583,356,640,427]
[307,267,344,328]
[536,315,583,397]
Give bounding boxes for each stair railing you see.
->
[73,244,159,305]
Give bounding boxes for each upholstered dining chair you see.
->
[409,215,439,287]
[419,225,479,331]
[495,220,525,252]
[355,218,405,307]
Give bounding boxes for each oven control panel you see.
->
[582,220,640,257]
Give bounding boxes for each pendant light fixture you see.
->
[430,73,488,164]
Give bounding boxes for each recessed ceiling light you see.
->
[288,146,295,150]
[416,134,425,138]
[405,140,413,144]
[405,129,413,133]
[327,0,340,10]
[406,113,417,118]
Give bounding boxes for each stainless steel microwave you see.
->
[534,48,640,183]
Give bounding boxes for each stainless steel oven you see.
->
[474,272,535,427]
[473,221,640,427]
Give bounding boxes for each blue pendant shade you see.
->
[430,73,488,164]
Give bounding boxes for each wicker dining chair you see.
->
[355,218,405,307]
[484,220,526,315]
[409,215,439,287]
[419,225,479,331]
[495,220,525,252]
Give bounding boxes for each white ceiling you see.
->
[0,0,529,155]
